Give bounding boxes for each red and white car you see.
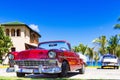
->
[8,40,86,77]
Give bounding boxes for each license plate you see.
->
[108,64,114,66]
[22,69,33,73]
[49,60,56,63]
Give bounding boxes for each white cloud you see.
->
[29,24,40,32]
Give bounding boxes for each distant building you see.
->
[1,21,41,51]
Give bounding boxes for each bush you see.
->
[0,59,2,64]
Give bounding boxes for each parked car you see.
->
[101,54,119,69]
[8,40,86,77]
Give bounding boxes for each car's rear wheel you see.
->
[117,66,119,69]
[79,64,85,74]
[58,61,68,77]
[16,72,25,77]
[114,66,119,69]
[101,66,104,69]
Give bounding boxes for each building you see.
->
[1,21,41,51]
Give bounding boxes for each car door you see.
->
[63,50,80,70]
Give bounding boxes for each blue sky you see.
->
[0,0,120,47]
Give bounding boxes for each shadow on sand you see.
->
[25,71,80,79]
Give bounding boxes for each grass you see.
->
[0,76,106,80]
[0,65,100,69]
[0,65,9,68]
[86,66,101,68]
[0,76,83,80]
[0,76,31,80]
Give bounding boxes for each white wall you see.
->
[4,25,39,51]
[5,26,30,51]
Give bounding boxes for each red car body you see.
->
[8,40,85,77]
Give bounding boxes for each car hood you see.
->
[15,49,49,60]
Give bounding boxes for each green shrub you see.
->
[0,59,2,64]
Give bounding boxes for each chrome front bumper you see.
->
[14,65,61,74]
[102,62,119,67]
[13,59,62,74]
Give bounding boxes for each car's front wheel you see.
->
[58,61,68,77]
[117,66,119,69]
[79,64,85,74]
[114,66,119,69]
[16,72,25,77]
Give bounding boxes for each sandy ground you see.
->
[0,68,120,79]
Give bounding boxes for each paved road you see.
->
[0,68,120,79]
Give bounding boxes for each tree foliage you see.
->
[73,43,87,55]
[92,35,107,55]
[108,35,120,54]
[0,25,13,60]
[86,47,94,61]
[94,51,100,65]
[114,17,120,29]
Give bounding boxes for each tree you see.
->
[78,44,87,55]
[73,46,80,52]
[73,43,87,55]
[94,52,100,66]
[86,47,94,66]
[92,35,107,55]
[114,17,120,29]
[0,25,13,61]
[108,35,120,55]
[113,17,120,58]
[115,45,120,58]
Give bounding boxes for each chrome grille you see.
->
[15,60,49,66]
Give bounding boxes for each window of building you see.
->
[24,30,26,37]
[17,29,21,36]
[6,29,9,36]
[11,29,15,36]
[30,33,35,43]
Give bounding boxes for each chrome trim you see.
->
[14,59,62,74]
[16,66,61,74]
[15,59,61,67]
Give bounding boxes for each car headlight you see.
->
[8,54,14,59]
[48,51,56,58]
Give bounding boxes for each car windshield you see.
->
[103,55,116,59]
[38,41,70,50]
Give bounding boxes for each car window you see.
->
[38,42,70,50]
[103,56,116,59]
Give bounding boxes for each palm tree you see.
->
[73,46,79,52]
[94,52,100,66]
[86,47,94,66]
[78,44,87,55]
[108,35,120,55]
[115,45,120,58]
[114,17,120,29]
[73,43,87,55]
[92,35,107,55]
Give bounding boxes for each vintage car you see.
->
[8,40,86,77]
[101,54,119,69]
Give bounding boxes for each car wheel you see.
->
[114,66,117,69]
[79,64,85,74]
[16,72,25,77]
[58,61,68,77]
[117,66,119,69]
[101,66,103,69]
[115,66,119,69]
